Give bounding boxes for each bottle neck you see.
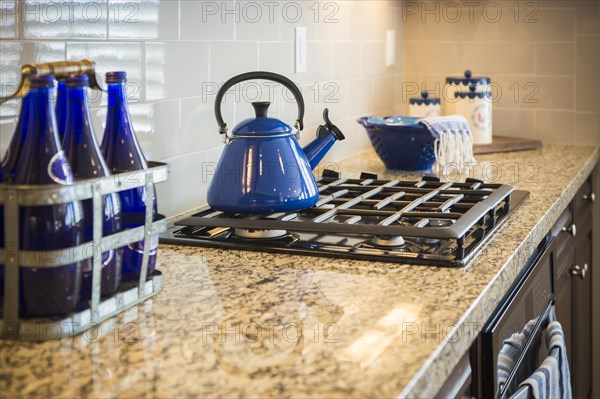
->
[29,86,57,142]
[102,81,148,171]
[55,81,68,137]
[0,93,33,182]
[107,81,129,107]
[65,86,94,141]
[105,81,134,135]
[15,86,71,185]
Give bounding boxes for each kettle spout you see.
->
[302,108,345,170]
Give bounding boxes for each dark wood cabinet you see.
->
[569,179,594,399]
[445,166,598,399]
[553,171,595,399]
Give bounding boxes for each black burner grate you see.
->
[161,171,529,267]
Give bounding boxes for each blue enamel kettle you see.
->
[207,71,345,213]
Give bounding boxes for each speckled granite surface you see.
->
[0,145,598,398]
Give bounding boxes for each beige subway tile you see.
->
[315,2,361,42]
[534,110,574,143]
[322,117,373,162]
[575,113,600,145]
[23,0,107,39]
[496,8,576,41]
[403,24,423,41]
[279,0,320,41]
[492,108,535,139]
[348,78,374,117]
[155,149,223,216]
[493,76,574,110]
[373,76,394,113]
[419,6,497,42]
[361,42,387,78]
[259,42,294,76]
[109,0,178,40]
[462,42,535,75]
[404,42,462,74]
[146,41,209,101]
[209,41,258,83]
[393,30,404,74]
[576,36,599,113]
[181,97,229,154]
[297,83,326,129]
[298,41,333,84]
[235,2,279,41]
[180,0,234,40]
[332,42,362,81]
[314,80,347,122]
[356,2,398,42]
[396,74,420,111]
[397,1,422,40]
[536,42,575,75]
[576,0,599,34]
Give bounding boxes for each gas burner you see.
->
[361,238,423,253]
[429,219,455,227]
[234,228,288,239]
[371,235,405,247]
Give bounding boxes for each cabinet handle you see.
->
[570,264,587,280]
[582,192,595,203]
[562,223,577,237]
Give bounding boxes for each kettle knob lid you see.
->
[252,101,271,118]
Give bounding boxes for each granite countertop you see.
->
[1,145,598,398]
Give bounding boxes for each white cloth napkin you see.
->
[419,115,476,167]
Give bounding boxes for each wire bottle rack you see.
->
[0,60,169,341]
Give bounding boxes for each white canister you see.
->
[409,90,441,118]
[443,70,491,115]
[454,84,493,144]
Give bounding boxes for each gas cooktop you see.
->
[161,170,529,267]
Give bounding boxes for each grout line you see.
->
[177,0,181,41]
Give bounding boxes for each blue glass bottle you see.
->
[1,92,32,182]
[55,79,67,144]
[62,74,122,298]
[100,71,158,281]
[14,74,84,317]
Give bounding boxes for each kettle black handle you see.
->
[214,71,305,135]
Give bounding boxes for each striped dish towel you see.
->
[497,319,537,390]
[518,321,572,399]
[419,115,476,167]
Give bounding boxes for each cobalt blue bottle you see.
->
[55,79,67,143]
[1,91,33,182]
[14,74,84,317]
[62,74,122,298]
[100,71,158,281]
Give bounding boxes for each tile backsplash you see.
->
[401,0,599,146]
[0,0,403,216]
[1,0,598,217]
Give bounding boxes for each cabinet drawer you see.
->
[551,206,574,278]
[574,176,594,222]
[553,236,575,295]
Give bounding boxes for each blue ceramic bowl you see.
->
[357,116,436,171]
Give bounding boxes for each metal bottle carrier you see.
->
[0,60,169,340]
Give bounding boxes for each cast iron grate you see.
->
[160,170,529,267]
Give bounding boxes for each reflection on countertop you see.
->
[0,144,598,398]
